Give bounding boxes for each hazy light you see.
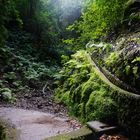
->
[60,0,82,9]
[57,0,83,26]
[41,0,83,26]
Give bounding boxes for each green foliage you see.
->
[0,30,59,102]
[85,33,140,92]
[64,0,129,50]
[0,124,7,140]
[105,33,140,90]
[61,55,70,64]
[3,72,17,81]
[132,56,140,63]
[105,52,120,68]
[55,51,117,122]
[0,0,19,47]
[86,41,113,65]
[55,49,140,139]
[0,88,12,101]
[17,0,62,55]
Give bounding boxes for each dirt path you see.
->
[0,107,81,140]
[0,81,81,140]
[0,81,69,118]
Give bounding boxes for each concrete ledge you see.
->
[46,126,93,140]
[87,121,118,138]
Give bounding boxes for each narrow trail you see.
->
[0,107,80,140]
[0,82,81,140]
[0,80,69,118]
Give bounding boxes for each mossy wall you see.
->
[55,50,140,140]
[105,32,140,91]
[115,93,140,139]
[55,51,117,123]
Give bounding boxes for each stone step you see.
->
[87,121,118,139]
[87,121,117,134]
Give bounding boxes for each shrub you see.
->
[55,51,117,123]
[105,33,140,90]
[64,0,129,50]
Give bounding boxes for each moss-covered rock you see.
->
[55,50,140,139]
[55,51,117,123]
[105,32,140,91]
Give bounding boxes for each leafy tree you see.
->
[64,0,129,50]
[0,0,18,47]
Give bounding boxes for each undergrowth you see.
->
[0,30,59,102]
[55,51,117,123]
[105,32,140,91]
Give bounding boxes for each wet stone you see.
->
[87,121,117,134]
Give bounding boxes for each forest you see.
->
[0,0,140,140]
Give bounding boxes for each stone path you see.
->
[0,107,80,140]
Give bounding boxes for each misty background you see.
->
[41,0,83,27]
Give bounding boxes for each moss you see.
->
[55,51,117,123]
[0,120,19,140]
[0,124,7,140]
[55,50,140,139]
[105,32,140,91]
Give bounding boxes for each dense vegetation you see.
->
[0,0,140,139]
[55,51,117,123]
